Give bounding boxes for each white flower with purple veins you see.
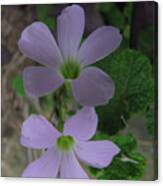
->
[21,107,120,178]
[18,5,122,106]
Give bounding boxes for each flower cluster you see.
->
[19,5,122,179]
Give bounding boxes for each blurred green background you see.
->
[1,2,157,180]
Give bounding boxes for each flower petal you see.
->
[23,66,64,97]
[18,22,63,68]
[64,107,97,141]
[22,147,61,178]
[21,115,61,149]
[78,26,122,66]
[60,151,88,179]
[72,67,115,106]
[57,5,85,59]
[75,140,120,169]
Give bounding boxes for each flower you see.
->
[18,5,122,106]
[21,107,120,178]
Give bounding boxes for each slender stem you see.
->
[53,81,78,132]
[121,115,128,126]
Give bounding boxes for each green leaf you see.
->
[89,154,146,180]
[99,2,133,37]
[45,18,56,30]
[111,134,137,154]
[12,75,25,97]
[36,5,51,18]
[88,132,146,180]
[40,93,54,111]
[36,5,55,30]
[82,131,146,180]
[96,49,154,134]
[99,3,125,30]
[94,133,137,155]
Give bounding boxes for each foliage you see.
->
[111,134,137,154]
[40,93,54,114]
[95,49,154,134]
[89,133,146,180]
[99,2,133,40]
[145,104,156,136]
[12,75,25,97]
[36,5,56,30]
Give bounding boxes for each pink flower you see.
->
[21,107,120,178]
[18,5,122,106]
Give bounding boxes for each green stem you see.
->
[53,81,78,132]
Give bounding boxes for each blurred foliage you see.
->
[40,93,54,114]
[28,104,38,115]
[139,26,155,60]
[95,49,154,134]
[145,104,155,136]
[99,2,133,40]
[111,134,137,154]
[89,133,146,180]
[36,5,56,30]
[12,75,25,97]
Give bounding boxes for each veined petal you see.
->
[21,115,61,149]
[64,107,97,141]
[57,5,85,59]
[23,66,64,98]
[18,22,63,68]
[60,151,88,179]
[22,147,61,178]
[75,140,120,169]
[78,26,122,66]
[72,67,115,106]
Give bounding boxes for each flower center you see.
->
[56,135,75,152]
[60,59,81,80]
